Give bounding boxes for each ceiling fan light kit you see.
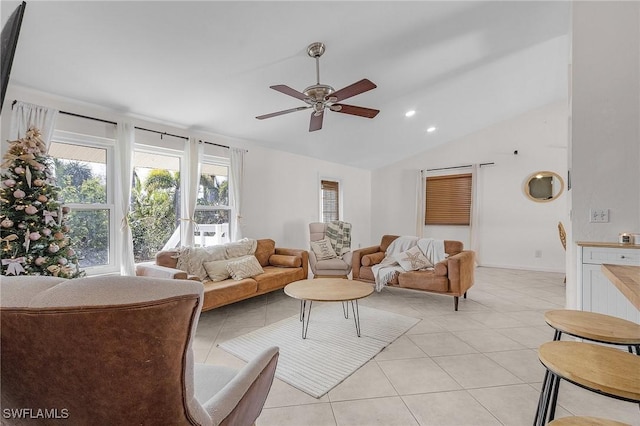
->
[256,42,380,132]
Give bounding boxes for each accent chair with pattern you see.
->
[309,221,353,278]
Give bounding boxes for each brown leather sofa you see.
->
[352,235,475,311]
[136,239,308,311]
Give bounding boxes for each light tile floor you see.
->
[195,267,640,426]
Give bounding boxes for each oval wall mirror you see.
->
[523,171,564,202]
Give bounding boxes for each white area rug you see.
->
[218,303,420,398]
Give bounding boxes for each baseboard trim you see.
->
[477,263,565,274]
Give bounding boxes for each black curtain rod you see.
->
[199,139,229,149]
[424,162,494,172]
[12,100,237,148]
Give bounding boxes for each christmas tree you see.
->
[1,127,85,278]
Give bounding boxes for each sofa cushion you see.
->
[314,257,351,273]
[227,256,264,280]
[202,278,258,309]
[255,239,276,267]
[394,246,432,271]
[359,266,399,285]
[224,238,258,259]
[310,238,338,260]
[362,252,385,267]
[380,235,399,252]
[269,254,302,268]
[398,271,448,292]
[255,266,306,293]
[444,240,463,256]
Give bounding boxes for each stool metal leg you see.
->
[534,369,552,426]
[548,373,561,422]
[342,301,349,319]
[553,329,562,341]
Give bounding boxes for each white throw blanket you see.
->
[371,237,446,292]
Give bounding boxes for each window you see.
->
[425,173,472,225]
[194,157,230,246]
[49,132,115,273]
[320,179,340,223]
[130,149,182,262]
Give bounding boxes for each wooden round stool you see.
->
[534,341,640,426]
[544,310,640,354]
[548,416,631,426]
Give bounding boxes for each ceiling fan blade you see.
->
[270,85,308,100]
[309,110,324,132]
[256,106,310,120]
[333,104,380,119]
[330,79,377,102]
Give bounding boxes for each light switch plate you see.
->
[589,209,609,223]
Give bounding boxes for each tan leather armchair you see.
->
[1,275,278,425]
[352,235,475,311]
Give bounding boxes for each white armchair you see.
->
[309,222,352,278]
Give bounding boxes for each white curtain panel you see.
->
[470,164,481,265]
[415,170,426,237]
[229,147,245,241]
[115,121,136,275]
[10,101,58,148]
[181,137,203,247]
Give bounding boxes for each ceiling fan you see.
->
[256,42,380,132]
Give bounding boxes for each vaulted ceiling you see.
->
[3,1,570,169]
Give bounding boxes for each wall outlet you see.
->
[589,208,609,223]
[534,250,542,258]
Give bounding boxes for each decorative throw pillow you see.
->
[176,246,226,280]
[203,256,251,282]
[394,246,432,271]
[325,221,351,256]
[226,255,264,280]
[225,238,257,259]
[310,238,338,261]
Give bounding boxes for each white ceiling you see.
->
[3,1,570,169]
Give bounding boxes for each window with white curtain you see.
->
[130,147,182,262]
[49,131,116,274]
[194,155,231,247]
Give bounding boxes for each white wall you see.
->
[1,85,372,256]
[242,146,371,252]
[569,2,640,308]
[371,101,569,272]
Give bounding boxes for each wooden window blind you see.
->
[425,173,472,225]
[321,180,339,223]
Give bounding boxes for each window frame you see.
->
[319,177,342,223]
[194,154,231,245]
[50,130,117,275]
[131,143,185,256]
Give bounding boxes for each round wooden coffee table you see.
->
[284,278,374,339]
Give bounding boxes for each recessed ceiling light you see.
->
[426,126,437,133]
[405,110,416,117]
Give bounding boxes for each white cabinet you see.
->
[579,245,640,323]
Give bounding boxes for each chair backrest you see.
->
[1,275,210,425]
[309,222,328,242]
